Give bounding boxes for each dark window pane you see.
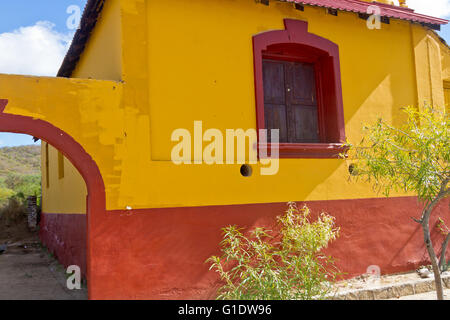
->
[291,105,319,142]
[263,61,285,104]
[286,61,319,143]
[291,62,316,106]
[262,59,319,143]
[264,104,288,142]
[263,60,288,142]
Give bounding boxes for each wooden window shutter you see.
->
[263,59,319,143]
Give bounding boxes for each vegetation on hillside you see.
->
[0,145,41,209]
[0,145,40,178]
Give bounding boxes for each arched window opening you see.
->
[253,19,346,158]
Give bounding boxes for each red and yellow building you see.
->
[0,0,449,299]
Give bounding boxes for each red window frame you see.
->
[253,19,346,158]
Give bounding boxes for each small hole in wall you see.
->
[348,164,358,176]
[240,164,253,177]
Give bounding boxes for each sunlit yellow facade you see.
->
[32,0,450,213]
[0,0,448,299]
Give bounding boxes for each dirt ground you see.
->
[332,267,450,300]
[390,289,450,300]
[0,216,87,300]
[334,270,429,291]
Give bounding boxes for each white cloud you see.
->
[0,21,73,77]
[393,0,450,18]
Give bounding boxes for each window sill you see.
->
[259,143,347,159]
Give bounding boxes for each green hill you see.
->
[0,145,41,207]
[0,145,41,180]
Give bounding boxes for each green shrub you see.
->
[5,173,40,198]
[0,196,26,224]
[207,202,340,300]
[0,187,15,206]
[0,173,41,208]
[343,106,449,300]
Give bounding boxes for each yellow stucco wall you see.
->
[147,0,420,159]
[439,34,450,112]
[130,0,421,208]
[40,0,123,214]
[1,0,448,213]
[41,143,87,214]
[411,26,446,111]
[441,43,450,82]
[72,0,123,80]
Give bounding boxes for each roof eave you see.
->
[57,0,105,78]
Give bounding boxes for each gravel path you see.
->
[0,240,87,300]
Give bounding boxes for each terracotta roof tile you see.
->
[289,0,448,25]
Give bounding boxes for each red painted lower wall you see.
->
[87,196,450,300]
[39,213,87,277]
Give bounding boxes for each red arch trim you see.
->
[0,98,106,297]
[0,99,7,112]
[0,99,105,208]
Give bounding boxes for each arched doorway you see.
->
[0,99,105,298]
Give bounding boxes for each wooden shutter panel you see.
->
[286,62,319,143]
[263,60,288,142]
[262,59,319,143]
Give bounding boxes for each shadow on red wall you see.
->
[92,196,449,299]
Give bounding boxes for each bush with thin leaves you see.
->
[345,106,448,201]
[343,106,449,300]
[207,203,340,300]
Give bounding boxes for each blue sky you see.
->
[0,1,86,34]
[0,1,86,147]
[441,24,450,43]
[0,0,449,147]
